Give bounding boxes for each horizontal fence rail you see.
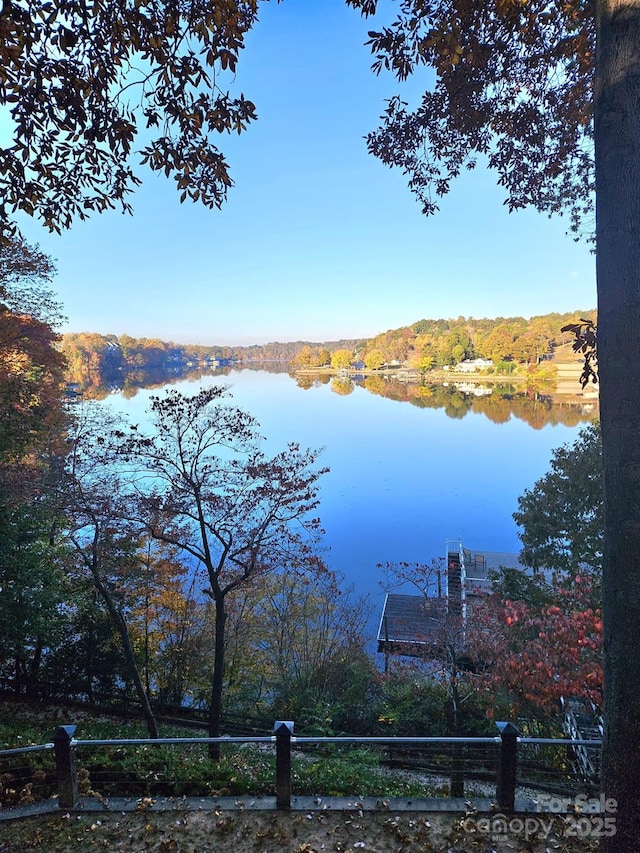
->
[73,737,274,747]
[0,743,53,757]
[0,721,603,816]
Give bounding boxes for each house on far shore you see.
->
[376,540,527,659]
[454,358,494,373]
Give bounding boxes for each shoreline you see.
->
[293,365,598,397]
[294,366,528,382]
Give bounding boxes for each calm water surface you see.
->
[101,369,595,615]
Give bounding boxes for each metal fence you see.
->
[0,721,602,815]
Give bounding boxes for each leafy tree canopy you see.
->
[478,571,602,720]
[347,0,594,236]
[0,237,67,471]
[0,236,63,325]
[331,348,354,369]
[513,422,603,575]
[0,0,269,238]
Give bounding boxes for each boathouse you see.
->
[376,540,526,658]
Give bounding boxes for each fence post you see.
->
[53,725,78,809]
[496,721,519,813]
[274,720,294,811]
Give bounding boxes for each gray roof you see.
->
[377,593,447,653]
[377,549,527,655]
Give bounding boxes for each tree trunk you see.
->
[25,640,43,700]
[595,2,640,849]
[14,655,25,696]
[112,609,159,740]
[208,596,227,760]
[96,579,159,739]
[449,679,464,799]
[85,613,95,705]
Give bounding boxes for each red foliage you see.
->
[472,574,602,717]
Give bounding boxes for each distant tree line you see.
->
[59,333,360,393]
[290,310,597,372]
[60,309,596,396]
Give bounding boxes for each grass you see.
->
[0,701,436,806]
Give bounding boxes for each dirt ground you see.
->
[0,806,601,852]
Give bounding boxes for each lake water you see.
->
[100,368,596,616]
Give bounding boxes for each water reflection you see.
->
[331,377,355,396]
[66,361,290,401]
[68,362,597,431]
[292,372,597,430]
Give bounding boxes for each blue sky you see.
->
[6,0,596,346]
